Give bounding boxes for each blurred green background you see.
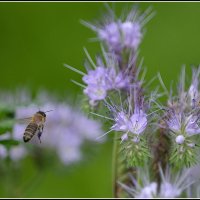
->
[0,2,200,198]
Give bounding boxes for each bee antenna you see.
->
[45,110,54,113]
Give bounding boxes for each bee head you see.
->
[37,111,46,117]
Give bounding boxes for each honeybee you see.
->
[23,110,53,143]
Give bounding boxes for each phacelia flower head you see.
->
[162,67,200,142]
[82,66,108,103]
[72,50,132,105]
[82,66,107,87]
[111,109,147,141]
[119,165,196,198]
[105,67,131,90]
[158,67,200,167]
[103,83,148,142]
[83,85,107,103]
[82,7,154,53]
[120,21,142,50]
[98,21,121,53]
[65,41,142,106]
[111,111,130,133]
[128,111,147,135]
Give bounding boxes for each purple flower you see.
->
[163,67,200,144]
[55,131,82,165]
[120,21,142,50]
[159,182,181,198]
[83,67,107,87]
[111,110,147,137]
[119,165,195,198]
[188,67,200,106]
[185,115,200,136]
[83,66,107,102]
[166,111,181,133]
[82,58,131,104]
[58,144,81,165]
[166,108,200,141]
[83,85,107,101]
[81,7,154,53]
[104,84,148,141]
[128,111,147,135]
[9,146,27,161]
[0,145,7,159]
[92,19,142,53]
[98,22,121,53]
[105,67,131,90]
[112,111,130,132]
[121,133,129,142]
[137,182,157,198]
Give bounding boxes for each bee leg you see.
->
[37,125,44,143]
[38,132,42,143]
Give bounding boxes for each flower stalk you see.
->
[112,131,119,198]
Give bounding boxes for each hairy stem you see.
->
[151,126,171,188]
[112,131,119,198]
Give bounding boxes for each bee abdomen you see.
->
[23,122,38,143]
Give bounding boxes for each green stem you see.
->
[19,172,44,197]
[112,131,119,198]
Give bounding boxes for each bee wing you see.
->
[15,117,32,124]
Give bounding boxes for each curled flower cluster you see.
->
[82,7,153,53]
[165,68,200,137]
[82,61,131,105]
[97,20,141,52]
[160,67,200,166]
[65,53,134,106]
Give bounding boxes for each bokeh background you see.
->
[0,2,200,198]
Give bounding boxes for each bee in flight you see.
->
[23,110,53,143]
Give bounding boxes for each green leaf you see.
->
[0,105,15,120]
[0,119,15,135]
[0,139,20,147]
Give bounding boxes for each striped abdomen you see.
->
[23,122,38,142]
